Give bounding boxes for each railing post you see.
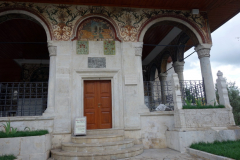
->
[216,71,235,125]
[171,73,186,129]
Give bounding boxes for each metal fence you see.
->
[0,82,48,117]
[179,80,206,106]
[144,80,206,111]
[144,81,173,111]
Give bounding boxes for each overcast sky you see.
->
[184,13,240,86]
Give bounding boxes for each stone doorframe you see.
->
[72,69,124,131]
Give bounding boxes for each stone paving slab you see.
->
[120,148,204,160]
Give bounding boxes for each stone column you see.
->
[43,41,57,116]
[159,73,167,104]
[134,43,149,112]
[195,44,216,105]
[172,61,185,81]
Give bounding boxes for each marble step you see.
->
[51,144,144,160]
[71,134,124,144]
[62,139,134,152]
[87,129,124,135]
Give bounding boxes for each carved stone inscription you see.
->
[88,57,106,68]
[125,74,138,85]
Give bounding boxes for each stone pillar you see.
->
[195,44,216,105]
[216,71,235,125]
[172,61,185,81]
[43,41,57,116]
[171,73,186,129]
[159,73,167,104]
[134,43,149,112]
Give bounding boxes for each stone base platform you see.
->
[50,129,144,160]
[166,126,240,153]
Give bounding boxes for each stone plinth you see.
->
[0,134,51,160]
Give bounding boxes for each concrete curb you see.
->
[187,148,234,160]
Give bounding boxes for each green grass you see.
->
[0,130,48,138]
[0,155,16,160]
[190,140,240,160]
[183,105,225,109]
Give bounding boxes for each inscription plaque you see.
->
[125,74,138,85]
[74,117,87,136]
[88,57,106,68]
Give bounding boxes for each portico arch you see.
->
[138,16,205,44]
[0,9,53,41]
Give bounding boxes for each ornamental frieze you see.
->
[0,1,211,43]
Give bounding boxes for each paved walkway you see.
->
[121,148,203,160]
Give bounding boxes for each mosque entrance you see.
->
[84,80,112,129]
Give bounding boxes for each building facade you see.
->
[0,1,240,159]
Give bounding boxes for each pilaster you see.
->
[43,41,57,116]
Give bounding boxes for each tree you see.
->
[227,82,240,125]
[216,82,240,125]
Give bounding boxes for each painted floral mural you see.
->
[0,1,211,43]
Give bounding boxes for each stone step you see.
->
[62,139,135,152]
[71,134,124,144]
[87,128,124,135]
[51,144,144,160]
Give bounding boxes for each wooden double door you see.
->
[84,80,112,129]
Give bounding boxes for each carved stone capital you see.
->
[172,61,185,73]
[133,42,143,57]
[159,73,167,81]
[195,44,212,59]
[135,46,143,57]
[48,46,57,57]
[48,41,57,57]
[196,48,210,59]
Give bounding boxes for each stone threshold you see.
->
[0,116,54,122]
[187,148,234,160]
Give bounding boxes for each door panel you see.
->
[84,80,112,129]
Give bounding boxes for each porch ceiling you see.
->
[12,0,240,33]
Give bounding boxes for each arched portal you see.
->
[0,13,50,117]
[141,17,204,110]
[72,16,121,41]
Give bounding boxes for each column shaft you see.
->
[43,43,57,116]
[159,73,167,104]
[195,44,216,105]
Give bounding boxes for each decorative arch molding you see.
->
[71,14,122,41]
[0,9,53,41]
[138,15,207,44]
